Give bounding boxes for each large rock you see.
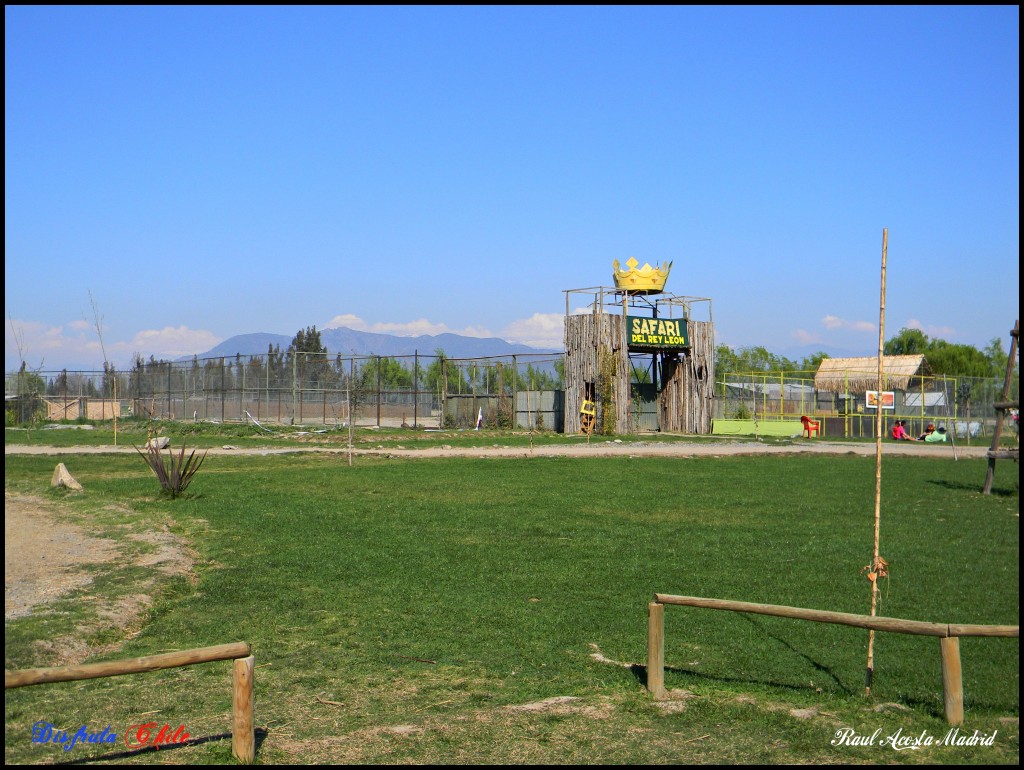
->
[50,463,84,491]
[147,436,171,450]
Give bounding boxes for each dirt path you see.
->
[4,488,195,667]
[4,492,119,622]
[4,438,989,459]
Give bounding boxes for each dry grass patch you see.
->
[4,491,196,668]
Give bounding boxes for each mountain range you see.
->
[189,327,561,362]
[189,328,871,364]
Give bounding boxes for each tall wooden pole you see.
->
[348,357,354,467]
[866,228,887,696]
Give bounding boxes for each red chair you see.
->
[800,415,820,438]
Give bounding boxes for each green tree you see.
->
[266,344,285,389]
[9,362,47,423]
[885,327,1006,378]
[188,355,202,398]
[47,368,70,397]
[246,354,265,392]
[128,354,146,400]
[14,362,46,395]
[223,359,236,391]
[423,349,466,395]
[884,327,930,355]
[287,325,328,387]
[101,361,118,398]
[552,358,565,389]
[923,339,993,379]
[983,337,1011,379]
[376,357,414,389]
[715,345,798,378]
[521,363,559,391]
[287,325,326,355]
[798,351,830,372]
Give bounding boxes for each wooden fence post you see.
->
[940,637,964,726]
[648,594,1017,724]
[647,601,665,699]
[232,655,256,763]
[5,643,251,688]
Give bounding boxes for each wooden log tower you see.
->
[563,259,715,435]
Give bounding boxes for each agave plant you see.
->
[135,440,208,499]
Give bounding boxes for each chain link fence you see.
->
[5,352,564,431]
[716,370,1018,440]
[7,355,1015,439]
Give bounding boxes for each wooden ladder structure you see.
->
[983,320,1019,494]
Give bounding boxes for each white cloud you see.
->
[500,313,565,349]
[791,329,822,345]
[325,313,369,331]
[822,315,844,330]
[4,318,220,371]
[822,315,876,333]
[120,327,223,359]
[325,314,493,339]
[326,311,565,348]
[5,319,94,369]
[906,318,956,339]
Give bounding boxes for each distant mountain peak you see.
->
[190,326,559,361]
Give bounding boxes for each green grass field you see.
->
[4,432,1019,764]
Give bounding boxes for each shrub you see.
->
[134,440,208,499]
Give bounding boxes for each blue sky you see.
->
[5,6,1019,372]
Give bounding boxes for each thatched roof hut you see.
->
[813,355,930,393]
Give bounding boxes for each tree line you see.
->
[714,326,1013,381]
[25,323,1015,400]
[38,325,565,400]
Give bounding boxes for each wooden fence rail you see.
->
[647,595,1018,726]
[5,642,255,763]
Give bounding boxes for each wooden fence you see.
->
[5,642,255,762]
[646,595,1018,725]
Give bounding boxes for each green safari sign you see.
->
[627,316,689,350]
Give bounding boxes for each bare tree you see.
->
[89,291,119,443]
[7,313,46,424]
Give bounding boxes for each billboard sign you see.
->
[627,316,689,351]
[865,390,896,409]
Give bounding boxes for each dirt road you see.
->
[4,437,988,459]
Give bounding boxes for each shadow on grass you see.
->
[630,610,1012,720]
[629,614,855,697]
[630,662,854,701]
[625,658,965,722]
[740,614,855,696]
[64,728,269,764]
[927,478,1018,497]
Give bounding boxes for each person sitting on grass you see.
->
[918,423,936,441]
[924,425,948,443]
[891,420,912,441]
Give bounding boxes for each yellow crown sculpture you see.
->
[612,256,672,293]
